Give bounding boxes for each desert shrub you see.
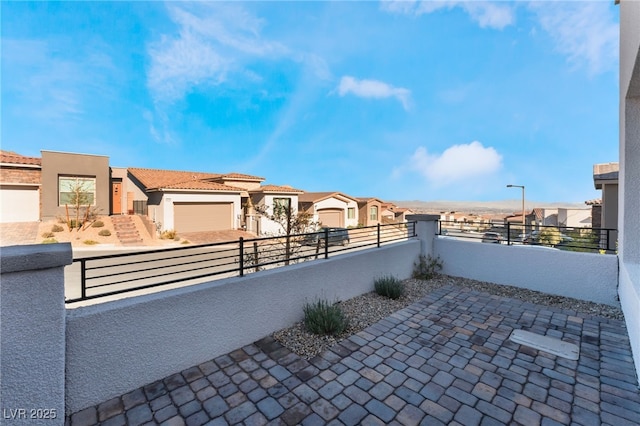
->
[160,229,178,240]
[538,227,562,246]
[303,298,348,336]
[412,255,443,280]
[51,224,64,232]
[83,240,98,245]
[181,240,190,244]
[41,232,55,238]
[68,219,81,229]
[98,229,111,237]
[374,275,404,300]
[41,238,58,244]
[91,220,105,228]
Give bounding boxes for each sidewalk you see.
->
[67,286,640,425]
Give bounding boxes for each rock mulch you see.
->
[272,275,624,360]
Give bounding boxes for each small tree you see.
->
[62,180,97,231]
[254,200,318,264]
[538,227,562,246]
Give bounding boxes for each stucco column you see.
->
[1,243,72,425]
[406,214,440,257]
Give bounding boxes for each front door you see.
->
[112,182,122,215]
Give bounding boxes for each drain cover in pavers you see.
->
[509,330,579,360]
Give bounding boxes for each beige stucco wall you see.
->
[41,151,110,221]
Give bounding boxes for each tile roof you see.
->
[0,150,42,166]
[250,184,304,194]
[298,192,359,203]
[128,168,244,192]
[216,172,265,181]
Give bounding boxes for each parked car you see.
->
[481,232,503,244]
[302,227,350,247]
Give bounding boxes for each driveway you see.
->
[0,221,39,246]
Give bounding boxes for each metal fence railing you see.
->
[438,221,617,254]
[65,222,416,304]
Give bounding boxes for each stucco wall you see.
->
[257,194,301,235]
[41,151,110,221]
[1,243,72,425]
[619,0,640,383]
[434,237,619,306]
[64,239,419,412]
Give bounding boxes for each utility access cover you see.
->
[509,330,580,360]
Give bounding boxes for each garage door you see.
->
[0,186,39,223]
[318,209,343,227]
[173,202,233,233]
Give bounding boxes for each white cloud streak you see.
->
[382,0,515,30]
[381,0,618,75]
[527,1,618,75]
[405,141,503,184]
[337,76,412,110]
[147,3,289,105]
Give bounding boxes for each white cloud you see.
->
[405,141,503,184]
[527,1,618,75]
[147,3,289,105]
[337,76,412,110]
[382,0,515,30]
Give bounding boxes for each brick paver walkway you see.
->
[68,286,640,425]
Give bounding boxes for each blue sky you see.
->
[1,1,619,203]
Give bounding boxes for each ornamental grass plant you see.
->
[374,275,404,300]
[303,298,348,336]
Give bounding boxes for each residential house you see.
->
[557,208,592,228]
[356,198,383,227]
[593,162,618,233]
[249,185,304,235]
[0,150,41,223]
[40,151,111,222]
[391,207,414,223]
[379,203,414,224]
[298,192,359,228]
[527,208,558,228]
[127,168,247,233]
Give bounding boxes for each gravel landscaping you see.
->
[272,274,624,359]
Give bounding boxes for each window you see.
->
[273,197,291,215]
[348,207,356,219]
[369,206,378,221]
[59,176,96,206]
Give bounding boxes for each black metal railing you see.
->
[65,222,416,303]
[437,220,617,253]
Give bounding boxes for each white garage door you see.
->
[318,209,343,227]
[0,186,39,223]
[174,202,233,233]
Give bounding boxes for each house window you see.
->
[348,207,356,219]
[59,176,96,206]
[273,197,291,215]
[369,206,378,221]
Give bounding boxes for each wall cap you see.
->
[1,243,73,273]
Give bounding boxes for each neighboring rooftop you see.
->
[0,150,42,166]
[593,162,619,189]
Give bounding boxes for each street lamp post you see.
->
[507,184,525,235]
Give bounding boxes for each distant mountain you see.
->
[392,200,588,215]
